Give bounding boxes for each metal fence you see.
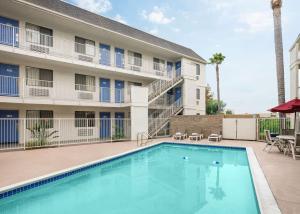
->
[0,118,131,151]
[257,118,292,141]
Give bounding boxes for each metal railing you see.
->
[115,88,125,103]
[0,118,131,151]
[75,84,96,92]
[24,78,54,98]
[257,118,292,141]
[0,75,19,96]
[148,98,183,137]
[148,70,183,103]
[0,23,170,78]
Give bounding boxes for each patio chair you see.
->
[189,133,203,141]
[208,133,222,142]
[288,134,300,160]
[263,130,282,152]
[173,132,185,140]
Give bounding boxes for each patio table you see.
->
[276,135,295,155]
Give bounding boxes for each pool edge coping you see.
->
[0,141,282,214]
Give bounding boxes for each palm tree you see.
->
[271,0,285,105]
[209,53,226,113]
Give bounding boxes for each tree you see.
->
[209,53,226,113]
[271,0,285,106]
[206,85,226,115]
[225,109,233,115]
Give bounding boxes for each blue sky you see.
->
[66,0,300,113]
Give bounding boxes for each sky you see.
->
[66,0,300,114]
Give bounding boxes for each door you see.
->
[167,62,173,78]
[100,78,110,102]
[0,16,19,47]
[115,112,125,139]
[115,48,124,68]
[175,87,182,103]
[100,44,111,65]
[0,63,19,96]
[175,61,181,77]
[167,89,173,104]
[0,110,19,144]
[115,80,124,103]
[100,112,111,138]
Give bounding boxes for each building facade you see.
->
[290,34,300,99]
[0,0,206,149]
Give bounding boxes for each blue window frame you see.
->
[0,63,19,97]
[175,61,181,77]
[115,48,124,68]
[0,16,19,47]
[100,78,110,102]
[100,112,111,138]
[175,87,182,103]
[0,110,19,143]
[167,62,173,78]
[100,44,111,66]
[115,80,124,103]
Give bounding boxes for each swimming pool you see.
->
[0,143,260,214]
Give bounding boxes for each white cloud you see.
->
[75,0,112,14]
[141,6,175,24]
[235,11,273,33]
[172,27,181,33]
[114,14,127,24]
[149,28,159,35]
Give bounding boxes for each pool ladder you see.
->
[136,132,152,147]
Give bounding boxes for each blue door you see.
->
[115,112,125,139]
[0,63,19,97]
[100,78,110,102]
[175,87,182,105]
[0,110,19,144]
[115,48,124,68]
[167,89,173,104]
[167,62,173,78]
[175,61,181,77]
[0,16,19,47]
[115,80,124,103]
[100,44,111,66]
[100,112,111,138]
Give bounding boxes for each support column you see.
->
[130,86,148,140]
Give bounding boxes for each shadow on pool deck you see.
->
[0,138,299,214]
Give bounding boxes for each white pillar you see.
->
[130,86,148,140]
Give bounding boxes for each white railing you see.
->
[148,70,182,103]
[99,87,111,102]
[148,98,183,136]
[75,84,96,92]
[115,88,125,103]
[0,23,170,78]
[0,118,131,150]
[24,78,54,98]
[0,75,19,96]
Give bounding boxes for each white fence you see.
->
[0,118,131,151]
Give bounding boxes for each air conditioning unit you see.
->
[29,88,49,97]
[130,65,141,72]
[78,55,93,62]
[78,92,93,100]
[30,44,50,54]
[156,71,163,76]
[78,129,93,136]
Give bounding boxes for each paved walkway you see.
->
[0,139,299,214]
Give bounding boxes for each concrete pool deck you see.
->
[0,139,299,214]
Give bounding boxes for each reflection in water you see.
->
[209,164,225,200]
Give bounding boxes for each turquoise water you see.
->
[0,144,260,214]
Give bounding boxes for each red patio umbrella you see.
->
[269,98,300,113]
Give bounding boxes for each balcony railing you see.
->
[0,23,171,78]
[0,75,131,104]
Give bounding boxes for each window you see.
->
[100,44,111,65]
[75,74,95,92]
[25,23,53,47]
[196,64,200,80]
[128,51,142,66]
[26,67,53,87]
[75,111,95,127]
[26,110,54,129]
[196,88,201,100]
[75,36,95,56]
[153,58,165,71]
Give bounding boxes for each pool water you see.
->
[0,144,260,214]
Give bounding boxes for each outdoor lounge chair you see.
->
[208,133,222,142]
[173,132,187,140]
[189,133,203,141]
[263,130,282,152]
[288,134,300,160]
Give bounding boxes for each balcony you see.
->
[0,23,171,79]
[0,76,131,106]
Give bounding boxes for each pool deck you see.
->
[0,139,299,214]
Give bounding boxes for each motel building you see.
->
[0,0,206,149]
